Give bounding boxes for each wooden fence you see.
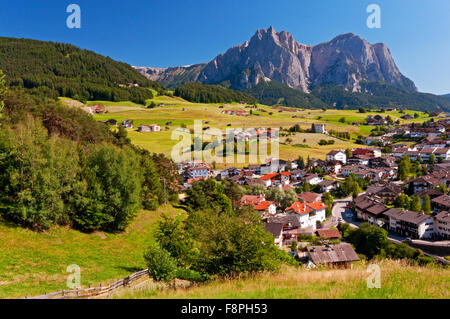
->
[27,269,150,299]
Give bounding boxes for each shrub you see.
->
[175,268,206,283]
[144,242,178,282]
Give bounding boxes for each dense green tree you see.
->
[0,69,6,121]
[280,189,298,210]
[70,145,142,232]
[0,120,72,230]
[429,153,436,165]
[322,192,334,217]
[297,156,305,170]
[144,242,178,282]
[345,149,353,160]
[223,180,245,208]
[185,179,232,215]
[155,214,193,267]
[186,209,284,276]
[410,195,422,212]
[394,193,409,209]
[139,153,164,210]
[398,156,411,181]
[338,174,361,198]
[422,195,432,214]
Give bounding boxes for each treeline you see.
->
[174,83,257,104]
[245,80,328,108]
[339,223,434,265]
[311,82,450,112]
[0,37,167,104]
[0,80,180,232]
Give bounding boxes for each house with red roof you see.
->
[259,172,291,188]
[284,201,327,230]
[94,105,105,114]
[240,195,277,216]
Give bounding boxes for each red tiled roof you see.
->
[260,173,279,181]
[240,195,265,206]
[254,201,276,211]
[285,201,327,215]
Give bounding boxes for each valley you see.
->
[69,95,435,167]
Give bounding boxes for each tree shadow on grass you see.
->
[117,266,144,273]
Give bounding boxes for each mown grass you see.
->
[66,96,439,163]
[115,260,450,299]
[0,205,185,299]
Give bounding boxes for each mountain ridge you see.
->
[136,27,416,93]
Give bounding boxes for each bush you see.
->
[175,268,206,283]
[144,242,178,282]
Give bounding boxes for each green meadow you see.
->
[0,205,185,299]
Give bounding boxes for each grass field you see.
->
[82,97,379,163]
[114,260,450,299]
[0,205,185,299]
[61,95,441,166]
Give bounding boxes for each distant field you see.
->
[58,96,440,163]
[0,205,185,299]
[114,259,450,299]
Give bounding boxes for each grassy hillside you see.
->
[0,205,185,299]
[114,260,449,299]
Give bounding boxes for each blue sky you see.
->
[0,0,449,94]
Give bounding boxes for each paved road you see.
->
[332,197,359,228]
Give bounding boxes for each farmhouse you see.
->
[138,124,161,132]
[326,150,347,164]
[121,120,134,128]
[306,244,360,269]
[318,179,339,193]
[316,228,342,240]
[312,123,327,134]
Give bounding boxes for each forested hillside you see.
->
[0,69,180,232]
[0,37,166,104]
[311,83,450,111]
[174,83,257,104]
[245,80,328,108]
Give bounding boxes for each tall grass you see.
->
[115,259,449,299]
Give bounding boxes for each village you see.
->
[175,117,450,268]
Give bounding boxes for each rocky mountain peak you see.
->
[137,27,417,93]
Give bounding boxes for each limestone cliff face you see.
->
[136,27,416,92]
